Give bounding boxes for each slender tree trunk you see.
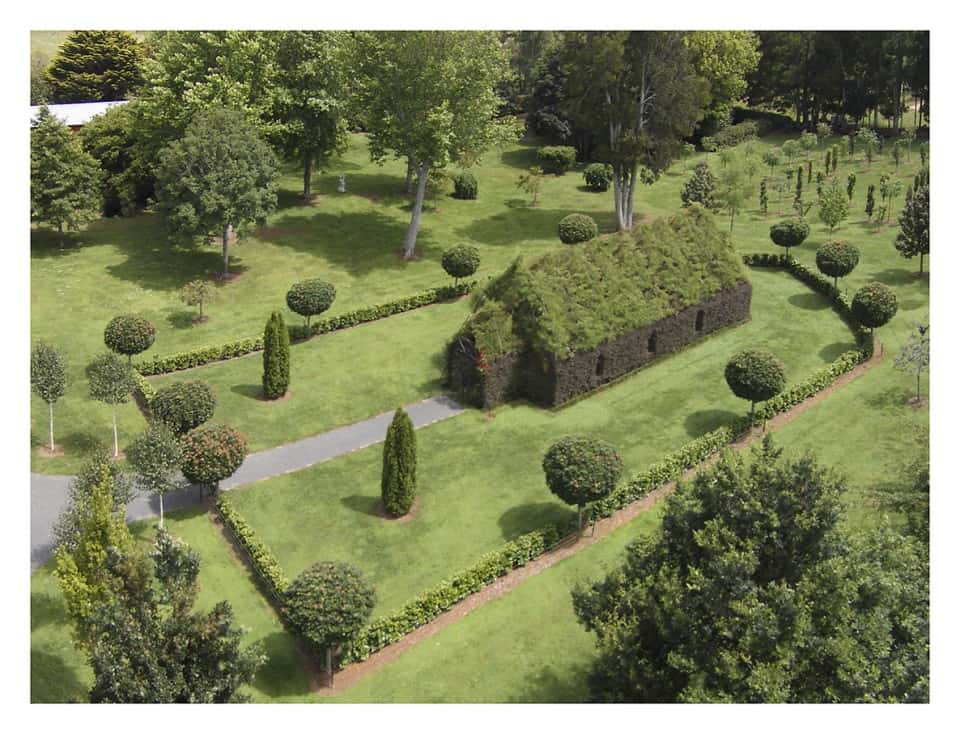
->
[158,492,164,528]
[403,165,429,259]
[199,298,204,320]
[404,155,415,194]
[303,157,313,199]
[749,401,755,424]
[222,224,231,276]
[729,208,735,233]
[917,372,921,401]
[578,504,583,531]
[112,405,119,458]
[920,253,924,274]
[58,222,64,251]
[48,401,54,451]
[326,648,333,686]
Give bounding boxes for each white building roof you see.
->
[30,100,129,127]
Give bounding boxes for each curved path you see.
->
[30,395,464,570]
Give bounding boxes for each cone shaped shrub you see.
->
[262,311,290,399]
[381,407,417,517]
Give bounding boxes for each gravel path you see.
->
[30,396,464,570]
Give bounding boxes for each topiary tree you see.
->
[558,213,599,245]
[680,161,720,211]
[284,562,375,685]
[815,241,860,288]
[846,172,856,201]
[441,244,480,285]
[583,163,614,192]
[285,279,336,327]
[179,280,216,323]
[262,311,290,400]
[381,407,417,517]
[452,170,478,200]
[31,342,67,452]
[542,435,623,530]
[151,381,216,436]
[104,314,156,363]
[724,349,786,423]
[179,423,247,492]
[126,422,182,527]
[895,184,929,274]
[87,353,137,457]
[865,184,876,222]
[851,283,899,338]
[769,220,810,256]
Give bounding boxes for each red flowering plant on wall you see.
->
[475,349,489,374]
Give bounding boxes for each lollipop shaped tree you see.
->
[543,435,623,531]
[725,349,787,425]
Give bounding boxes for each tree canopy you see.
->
[45,31,144,103]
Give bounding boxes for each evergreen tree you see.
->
[381,407,417,517]
[261,311,290,399]
[895,184,929,273]
[759,179,768,215]
[680,161,720,211]
[794,165,803,204]
[865,184,876,221]
[46,31,144,103]
[847,172,857,201]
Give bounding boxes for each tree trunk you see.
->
[48,401,55,452]
[326,648,333,687]
[749,401,755,424]
[920,253,924,274]
[222,225,231,277]
[158,492,164,528]
[58,222,64,250]
[112,405,119,458]
[199,297,204,320]
[729,208,735,233]
[303,157,313,199]
[577,504,583,531]
[403,164,429,259]
[404,155,415,194]
[917,372,921,401]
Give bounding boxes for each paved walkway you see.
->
[30,396,464,570]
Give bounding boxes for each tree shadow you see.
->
[498,501,571,540]
[31,590,66,631]
[863,383,914,411]
[787,292,830,311]
[506,663,591,703]
[166,309,198,330]
[500,145,541,170]
[819,340,857,362]
[872,267,925,287]
[231,384,263,401]
[458,207,615,247]
[340,494,382,518]
[684,409,741,438]
[30,649,87,703]
[30,228,86,259]
[249,631,316,700]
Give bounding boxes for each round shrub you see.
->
[558,213,598,245]
[543,435,623,527]
[441,244,480,283]
[769,220,810,254]
[286,279,336,326]
[815,240,860,287]
[104,314,156,360]
[179,423,247,489]
[537,145,577,175]
[583,163,613,192]
[724,349,787,420]
[851,282,898,330]
[151,380,216,435]
[452,170,478,200]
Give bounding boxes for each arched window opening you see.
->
[695,310,705,332]
[647,332,657,353]
[596,354,606,377]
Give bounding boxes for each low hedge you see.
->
[217,495,290,599]
[713,120,760,149]
[136,282,476,376]
[131,368,156,406]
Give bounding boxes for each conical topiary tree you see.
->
[381,407,417,517]
[262,311,290,399]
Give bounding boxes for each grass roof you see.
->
[461,205,747,359]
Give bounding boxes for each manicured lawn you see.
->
[30,506,310,703]
[227,266,856,616]
[149,299,471,452]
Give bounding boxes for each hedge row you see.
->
[712,120,760,149]
[217,495,290,599]
[131,368,156,411]
[136,282,475,376]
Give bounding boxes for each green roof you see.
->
[461,205,747,359]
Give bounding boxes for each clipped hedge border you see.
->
[136,282,476,376]
[222,257,874,668]
[131,368,156,417]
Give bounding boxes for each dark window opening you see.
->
[647,332,657,353]
[596,354,606,377]
[695,310,705,332]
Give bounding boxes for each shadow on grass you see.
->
[31,590,66,631]
[251,631,316,700]
[458,207,614,246]
[167,309,199,330]
[30,649,87,703]
[500,145,540,170]
[498,501,571,540]
[819,340,858,362]
[231,384,263,401]
[684,408,742,438]
[872,267,924,287]
[863,383,915,412]
[340,494,382,518]
[788,292,831,311]
[506,663,591,703]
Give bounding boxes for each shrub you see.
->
[381,407,417,517]
[286,279,336,327]
[542,435,623,528]
[680,161,720,211]
[179,423,247,490]
[558,213,598,245]
[452,170,478,200]
[262,311,290,400]
[151,380,216,435]
[769,219,810,255]
[713,120,759,149]
[536,145,576,175]
[851,283,898,331]
[104,314,156,361]
[441,244,481,285]
[815,241,860,287]
[583,163,614,192]
[724,349,787,421]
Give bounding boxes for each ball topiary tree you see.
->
[126,421,182,526]
[262,311,290,399]
[769,220,810,257]
[381,407,417,517]
[724,349,787,424]
[87,352,138,457]
[284,561,375,685]
[815,240,860,288]
[285,279,336,327]
[558,213,598,245]
[851,282,899,340]
[583,163,614,192]
[31,342,67,452]
[104,314,156,363]
[542,435,623,530]
[440,244,480,286]
[151,380,216,435]
[179,423,247,492]
[452,170,478,200]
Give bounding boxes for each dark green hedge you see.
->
[217,495,290,599]
[136,282,476,376]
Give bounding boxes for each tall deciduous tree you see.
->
[561,32,709,231]
[894,321,929,402]
[352,31,514,259]
[126,422,182,527]
[895,184,929,273]
[31,106,102,249]
[818,177,850,231]
[716,162,751,233]
[155,108,279,277]
[31,342,67,452]
[684,31,761,129]
[45,31,144,103]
